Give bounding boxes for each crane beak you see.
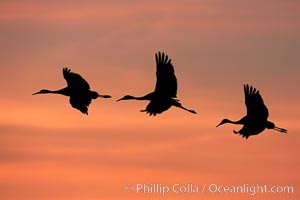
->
[32,91,40,95]
[216,122,222,128]
[116,96,127,102]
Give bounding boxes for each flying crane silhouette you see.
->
[117,52,196,116]
[33,68,111,115]
[216,84,287,139]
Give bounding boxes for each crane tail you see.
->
[98,94,112,98]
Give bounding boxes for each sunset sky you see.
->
[0,0,299,199]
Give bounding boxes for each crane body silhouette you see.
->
[33,68,111,115]
[216,84,287,139]
[117,52,196,116]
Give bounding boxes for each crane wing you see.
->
[154,52,177,97]
[69,95,92,115]
[235,122,266,139]
[142,98,172,116]
[244,84,269,120]
[63,68,90,90]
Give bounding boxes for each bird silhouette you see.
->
[117,52,196,116]
[216,84,287,139]
[33,68,111,115]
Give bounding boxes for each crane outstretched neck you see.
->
[216,117,245,127]
[32,88,70,96]
[117,93,153,102]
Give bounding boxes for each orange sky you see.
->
[0,1,299,200]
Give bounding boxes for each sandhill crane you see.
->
[33,68,111,115]
[117,52,196,116]
[217,84,287,139]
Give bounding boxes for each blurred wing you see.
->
[69,95,92,115]
[63,68,90,90]
[154,52,177,97]
[244,84,268,120]
[236,123,266,139]
[143,99,172,116]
